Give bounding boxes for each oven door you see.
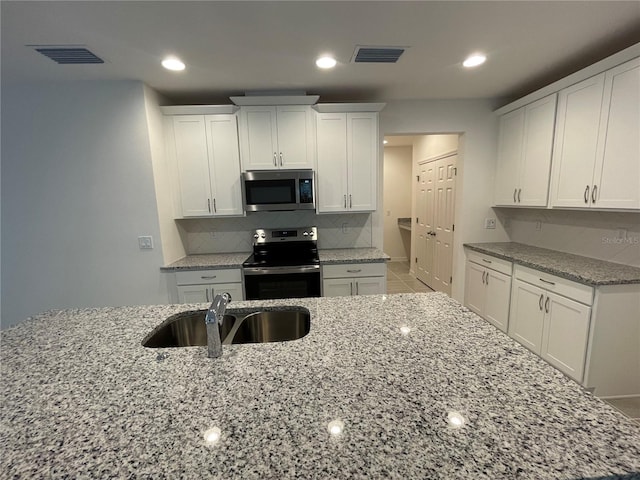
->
[243,265,321,300]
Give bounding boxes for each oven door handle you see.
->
[243,265,320,275]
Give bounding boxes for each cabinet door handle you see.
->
[485,273,489,285]
[206,288,209,302]
[350,282,353,296]
[592,185,597,204]
[347,269,362,273]
[207,199,211,213]
[273,152,277,166]
[279,152,283,166]
[584,185,590,204]
[544,296,550,313]
[355,281,359,295]
[481,271,486,284]
[344,195,347,208]
[539,294,544,311]
[213,198,217,213]
[517,188,521,203]
[349,194,352,208]
[513,188,517,203]
[201,275,217,280]
[539,278,555,286]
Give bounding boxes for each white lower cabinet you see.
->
[322,263,386,297]
[464,251,512,332]
[175,269,244,304]
[508,266,593,383]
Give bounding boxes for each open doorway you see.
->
[383,134,459,295]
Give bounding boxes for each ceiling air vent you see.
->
[34,47,104,65]
[351,46,406,63]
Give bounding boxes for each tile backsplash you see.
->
[496,208,640,267]
[178,212,373,254]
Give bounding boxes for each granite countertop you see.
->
[161,252,251,272]
[464,242,640,286]
[318,247,389,264]
[2,293,639,479]
[162,248,389,271]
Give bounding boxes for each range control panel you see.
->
[252,227,317,244]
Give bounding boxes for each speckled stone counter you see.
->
[318,247,389,264]
[161,252,251,272]
[465,242,640,286]
[2,294,639,479]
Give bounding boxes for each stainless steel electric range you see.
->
[242,227,320,300]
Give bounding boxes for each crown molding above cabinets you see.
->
[160,105,239,115]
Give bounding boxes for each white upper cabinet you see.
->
[494,94,557,207]
[238,105,314,170]
[316,112,378,213]
[171,114,243,218]
[550,57,639,210]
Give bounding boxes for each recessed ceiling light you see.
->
[162,56,185,71]
[463,54,486,68]
[316,56,337,69]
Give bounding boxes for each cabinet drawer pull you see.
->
[539,278,555,286]
[346,269,362,273]
[517,188,521,203]
[544,296,550,313]
[592,185,597,204]
[201,275,217,280]
[539,294,544,311]
[584,185,590,204]
[482,259,492,264]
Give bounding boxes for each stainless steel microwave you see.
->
[242,170,315,212]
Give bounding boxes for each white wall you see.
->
[379,100,509,302]
[1,80,169,328]
[413,134,459,161]
[383,146,412,261]
[499,209,640,267]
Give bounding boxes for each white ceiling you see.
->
[2,1,639,106]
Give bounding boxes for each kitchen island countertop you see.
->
[1,293,639,479]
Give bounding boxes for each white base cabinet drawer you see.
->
[175,268,242,286]
[177,282,244,304]
[322,262,386,279]
[514,265,593,305]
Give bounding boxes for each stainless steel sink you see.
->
[231,310,310,344]
[142,310,237,348]
[142,308,310,348]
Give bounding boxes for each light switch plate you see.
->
[138,236,154,249]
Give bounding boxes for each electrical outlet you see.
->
[138,236,154,249]
[484,218,496,229]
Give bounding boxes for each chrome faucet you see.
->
[204,292,231,358]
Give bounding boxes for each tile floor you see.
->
[603,396,640,425]
[386,261,434,294]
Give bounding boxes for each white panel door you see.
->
[354,277,385,296]
[541,292,591,382]
[594,58,640,209]
[432,155,456,295]
[240,106,278,170]
[276,106,313,169]
[173,116,212,217]
[323,278,354,297]
[464,261,486,316]
[347,113,377,211]
[550,74,605,208]
[519,94,557,206]
[484,269,512,333]
[316,113,348,212]
[205,114,243,216]
[494,108,524,206]
[416,161,435,287]
[508,279,545,354]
